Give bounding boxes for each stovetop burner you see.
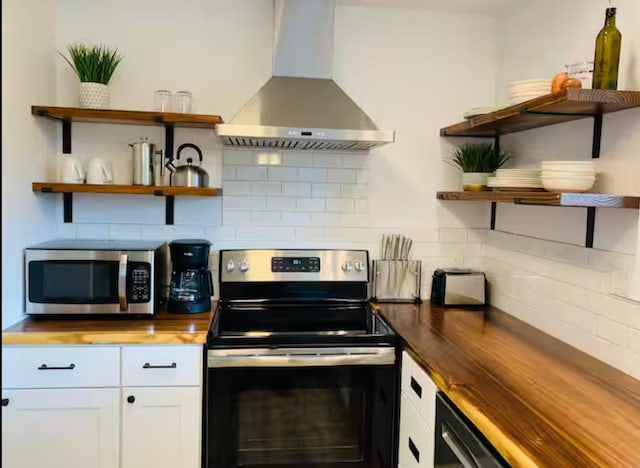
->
[207,249,397,348]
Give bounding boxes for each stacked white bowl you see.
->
[541,161,596,192]
[487,169,543,190]
[508,79,551,105]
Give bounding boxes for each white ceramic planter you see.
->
[462,172,491,191]
[79,82,110,109]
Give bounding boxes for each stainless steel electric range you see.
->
[205,249,399,468]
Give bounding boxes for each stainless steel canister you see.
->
[152,150,167,186]
[130,137,162,186]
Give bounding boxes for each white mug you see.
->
[86,158,114,184]
[60,157,85,184]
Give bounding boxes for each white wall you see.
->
[52,2,498,297]
[1,0,58,328]
[479,0,640,378]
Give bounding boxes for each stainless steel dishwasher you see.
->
[434,393,510,467]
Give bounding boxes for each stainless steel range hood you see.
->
[216,0,395,152]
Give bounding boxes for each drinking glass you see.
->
[174,91,193,113]
[154,90,172,112]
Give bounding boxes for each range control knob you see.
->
[226,260,235,272]
[239,261,249,273]
[354,261,365,272]
[342,261,353,272]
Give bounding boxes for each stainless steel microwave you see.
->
[25,239,166,315]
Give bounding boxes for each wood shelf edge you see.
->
[436,191,639,209]
[32,182,221,197]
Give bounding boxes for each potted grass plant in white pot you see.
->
[59,44,123,109]
[450,143,510,191]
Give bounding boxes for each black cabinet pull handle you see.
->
[142,362,177,369]
[127,395,135,404]
[1,398,9,407]
[38,363,76,370]
[408,437,420,463]
[410,376,422,398]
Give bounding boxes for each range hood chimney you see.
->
[216,0,395,152]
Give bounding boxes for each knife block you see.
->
[371,260,422,304]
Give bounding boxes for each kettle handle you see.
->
[176,143,203,163]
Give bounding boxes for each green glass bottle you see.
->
[592,7,622,90]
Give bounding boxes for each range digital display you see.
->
[271,257,320,273]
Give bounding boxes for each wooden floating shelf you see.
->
[33,182,221,197]
[436,191,640,209]
[440,89,640,137]
[31,105,223,128]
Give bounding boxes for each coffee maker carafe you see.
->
[168,239,213,314]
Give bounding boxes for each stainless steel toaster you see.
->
[430,268,487,306]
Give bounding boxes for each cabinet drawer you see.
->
[402,350,438,431]
[122,345,202,387]
[2,346,120,389]
[399,393,434,468]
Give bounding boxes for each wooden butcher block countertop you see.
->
[376,302,640,468]
[1,308,214,345]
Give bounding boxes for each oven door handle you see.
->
[118,253,128,312]
[208,348,395,368]
[442,424,479,468]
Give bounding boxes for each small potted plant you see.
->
[449,143,510,191]
[59,44,123,109]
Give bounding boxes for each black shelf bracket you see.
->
[165,196,175,225]
[36,110,72,154]
[63,193,73,223]
[164,122,175,162]
[490,135,500,231]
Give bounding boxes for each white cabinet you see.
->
[121,386,201,468]
[2,344,203,468]
[1,388,120,468]
[399,350,439,468]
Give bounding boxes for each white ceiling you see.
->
[337,0,517,14]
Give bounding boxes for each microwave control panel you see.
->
[127,262,152,303]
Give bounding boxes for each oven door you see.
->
[25,249,155,314]
[206,347,398,468]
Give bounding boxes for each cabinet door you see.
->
[399,394,434,468]
[122,386,201,468]
[1,388,119,468]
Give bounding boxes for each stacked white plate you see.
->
[541,161,596,192]
[487,168,543,190]
[508,79,551,105]
[463,105,508,119]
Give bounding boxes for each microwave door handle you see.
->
[442,425,479,468]
[118,253,128,311]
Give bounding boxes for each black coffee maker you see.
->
[168,239,213,314]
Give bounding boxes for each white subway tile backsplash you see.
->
[76,224,109,239]
[205,226,236,242]
[267,197,296,210]
[341,184,368,198]
[283,182,311,197]
[223,181,252,196]
[326,198,354,213]
[627,328,640,354]
[312,183,341,197]
[283,152,313,167]
[312,154,342,168]
[341,154,368,169]
[251,211,282,224]
[356,170,370,184]
[236,226,295,241]
[327,169,356,183]
[354,199,369,213]
[283,212,312,225]
[296,198,325,212]
[298,168,327,182]
[340,213,371,227]
[223,196,267,211]
[439,228,468,243]
[223,211,251,225]
[56,223,77,238]
[108,224,142,239]
[325,227,379,242]
[223,149,253,166]
[173,225,206,238]
[222,166,237,180]
[296,227,326,240]
[252,182,282,196]
[267,167,298,181]
[237,166,267,181]
[598,317,628,346]
[139,224,175,241]
[311,213,341,226]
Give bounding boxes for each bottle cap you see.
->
[606,7,616,17]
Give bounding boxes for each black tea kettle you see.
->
[168,143,209,188]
